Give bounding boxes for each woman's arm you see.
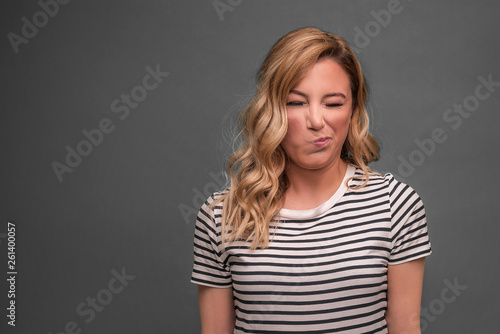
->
[386,257,426,334]
[198,285,235,334]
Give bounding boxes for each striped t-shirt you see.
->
[191,165,432,333]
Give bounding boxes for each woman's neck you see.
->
[282,159,348,210]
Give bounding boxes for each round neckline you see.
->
[278,165,355,220]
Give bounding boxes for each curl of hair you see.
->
[211,27,379,251]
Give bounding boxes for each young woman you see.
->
[191,27,431,334]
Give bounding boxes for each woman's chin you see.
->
[290,158,340,171]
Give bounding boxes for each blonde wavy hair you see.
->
[212,27,379,250]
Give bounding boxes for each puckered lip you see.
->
[313,136,331,143]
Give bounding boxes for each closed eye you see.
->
[326,103,343,107]
[286,101,305,106]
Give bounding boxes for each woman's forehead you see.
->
[289,59,351,97]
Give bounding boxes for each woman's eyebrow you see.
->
[289,89,346,99]
[324,92,346,99]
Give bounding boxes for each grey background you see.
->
[1,0,499,333]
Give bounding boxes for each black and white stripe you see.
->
[191,165,432,333]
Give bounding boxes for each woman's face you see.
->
[281,58,352,172]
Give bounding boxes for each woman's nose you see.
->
[306,104,325,130]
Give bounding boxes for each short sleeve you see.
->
[387,176,432,265]
[190,195,232,288]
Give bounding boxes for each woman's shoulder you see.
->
[199,188,230,214]
[349,166,420,197]
[195,189,229,232]
[209,188,229,203]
